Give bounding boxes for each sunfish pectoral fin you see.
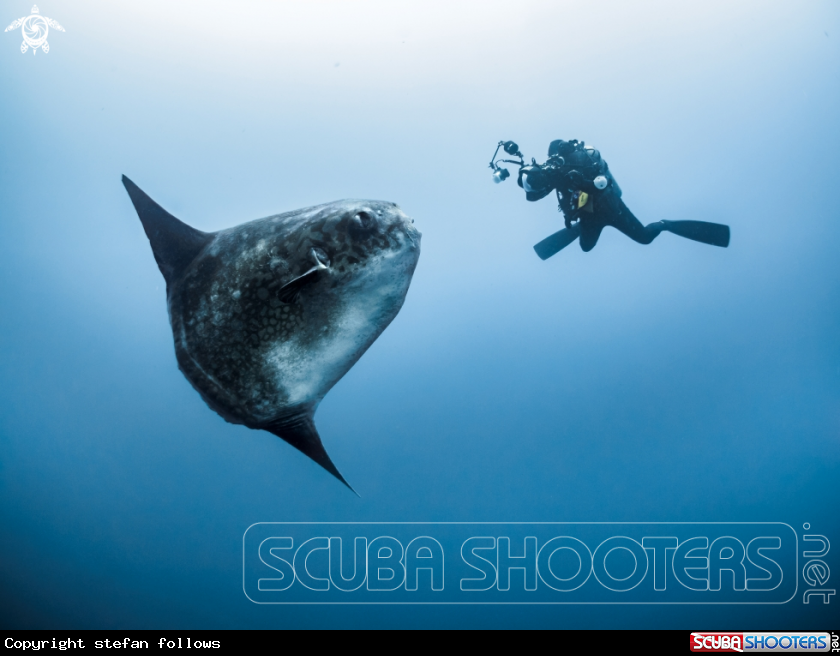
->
[276,267,323,303]
[261,412,358,495]
[121,175,214,288]
[276,249,330,303]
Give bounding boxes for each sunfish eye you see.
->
[355,211,374,229]
[349,210,376,239]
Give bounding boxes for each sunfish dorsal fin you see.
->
[262,411,358,495]
[122,175,214,288]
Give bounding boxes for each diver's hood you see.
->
[548,139,579,158]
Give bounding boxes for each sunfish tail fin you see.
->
[262,412,359,496]
[122,175,215,287]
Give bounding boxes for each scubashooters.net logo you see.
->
[242,522,832,604]
[690,632,832,652]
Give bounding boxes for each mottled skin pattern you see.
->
[168,200,421,431]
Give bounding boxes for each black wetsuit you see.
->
[573,188,666,252]
[519,139,729,255]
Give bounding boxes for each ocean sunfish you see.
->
[122,176,421,492]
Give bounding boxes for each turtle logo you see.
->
[4,5,64,55]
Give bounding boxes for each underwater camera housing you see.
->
[489,140,524,184]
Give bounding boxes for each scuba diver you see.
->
[489,139,731,260]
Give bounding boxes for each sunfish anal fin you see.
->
[261,411,358,495]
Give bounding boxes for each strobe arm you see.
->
[489,140,525,183]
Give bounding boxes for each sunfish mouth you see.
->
[395,212,422,245]
[401,225,421,248]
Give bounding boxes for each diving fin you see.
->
[261,411,358,495]
[661,220,730,248]
[533,223,581,260]
[122,175,214,288]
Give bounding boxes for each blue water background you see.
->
[1,0,838,628]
